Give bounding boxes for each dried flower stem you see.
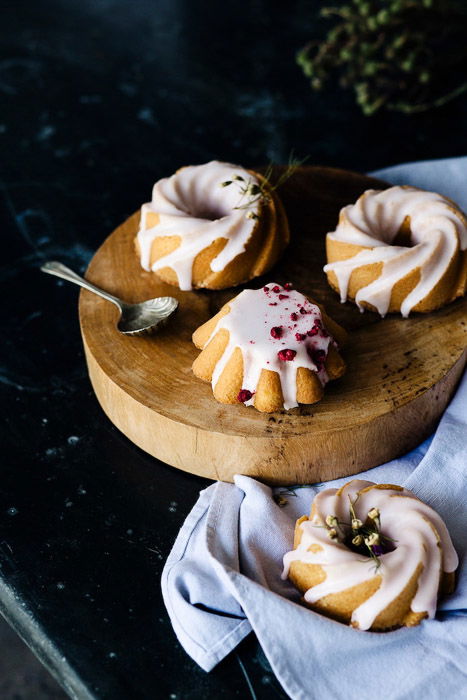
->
[222,154,308,214]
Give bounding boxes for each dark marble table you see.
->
[1,2,466,698]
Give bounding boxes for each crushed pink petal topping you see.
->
[272,285,281,293]
[278,349,296,362]
[237,389,253,403]
[278,294,289,300]
[263,286,270,292]
[290,312,298,321]
[284,282,293,290]
[270,326,283,339]
[295,332,306,341]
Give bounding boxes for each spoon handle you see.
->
[41,261,123,309]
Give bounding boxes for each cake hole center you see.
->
[193,205,228,221]
[183,193,230,221]
[344,531,396,558]
[392,215,414,246]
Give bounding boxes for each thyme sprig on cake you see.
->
[220,155,307,217]
[322,494,396,569]
[297,0,467,115]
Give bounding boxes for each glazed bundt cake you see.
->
[135,161,290,290]
[324,186,467,317]
[282,480,458,631]
[192,283,346,412]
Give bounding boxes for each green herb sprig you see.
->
[221,154,308,216]
[297,0,467,115]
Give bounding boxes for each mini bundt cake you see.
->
[192,283,347,412]
[282,480,458,631]
[324,185,467,317]
[135,160,290,291]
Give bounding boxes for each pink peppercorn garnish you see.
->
[272,285,281,293]
[284,282,293,290]
[295,332,306,341]
[270,326,283,339]
[278,294,289,300]
[309,348,326,369]
[278,349,296,362]
[237,389,253,403]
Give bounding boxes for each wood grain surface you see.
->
[79,166,466,485]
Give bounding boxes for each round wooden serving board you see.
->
[79,166,466,485]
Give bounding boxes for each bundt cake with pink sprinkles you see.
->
[192,282,346,412]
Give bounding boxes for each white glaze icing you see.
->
[323,186,467,317]
[282,480,458,630]
[136,161,261,290]
[206,284,335,410]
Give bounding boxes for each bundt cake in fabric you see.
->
[192,283,346,413]
[282,480,458,631]
[324,186,467,317]
[135,161,290,291]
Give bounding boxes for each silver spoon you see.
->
[41,261,178,336]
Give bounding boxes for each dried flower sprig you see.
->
[320,495,396,569]
[274,483,313,507]
[297,0,467,115]
[220,154,308,217]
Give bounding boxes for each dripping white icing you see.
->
[282,480,458,630]
[136,161,261,290]
[206,283,335,410]
[323,186,467,317]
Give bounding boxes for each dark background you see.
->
[1,1,466,698]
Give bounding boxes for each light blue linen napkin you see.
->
[161,158,467,699]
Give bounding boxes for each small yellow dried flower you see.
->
[275,495,288,507]
[365,532,380,547]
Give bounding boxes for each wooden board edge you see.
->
[81,325,465,485]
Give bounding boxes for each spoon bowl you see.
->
[41,261,178,336]
[117,296,179,335]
